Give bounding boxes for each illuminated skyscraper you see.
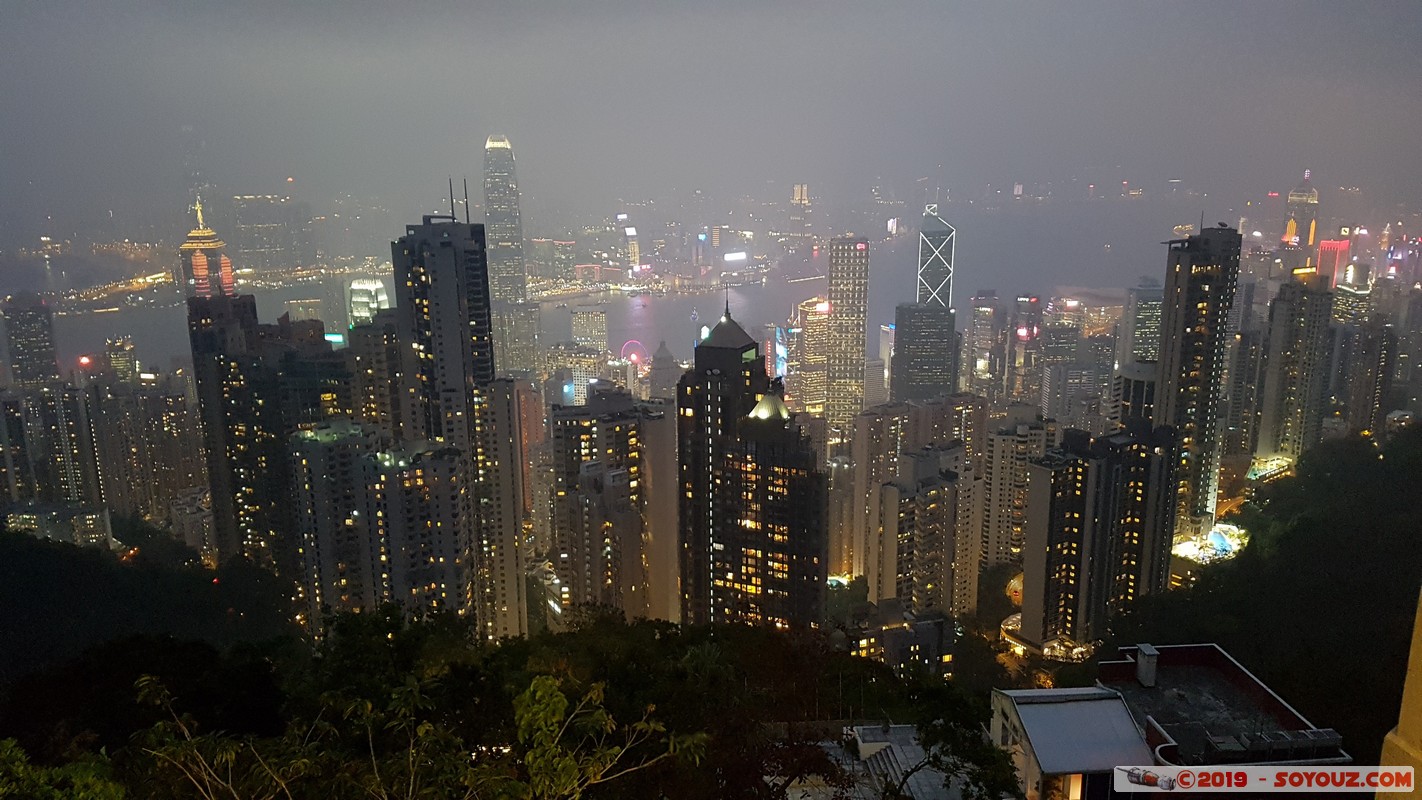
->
[788,183,813,241]
[963,290,1000,398]
[890,303,957,402]
[826,238,870,436]
[917,204,955,308]
[347,308,407,439]
[347,279,391,326]
[1344,316,1396,435]
[2,294,60,391]
[392,214,524,638]
[788,297,830,414]
[1020,425,1175,657]
[493,301,541,376]
[679,312,826,628]
[104,337,138,383]
[1258,274,1333,460]
[1155,225,1240,531]
[484,136,527,304]
[1004,296,1043,403]
[1116,278,1162,369]
[1281,170,1319,248]
[571,307,609,350]
[180,199,236,298]
[980,410,1058,567]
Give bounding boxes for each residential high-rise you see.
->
[880,444,971,617]
[1019,425,1176,659]
[484,136,527,304]
[678,311,768,624]
[2,294,60,391]
[678,313,824,628]
[28,385,103,507]
[180,199,236,299]
[826,238,870,438]
[548,386,652,617]
[1116,279,1163,369]
[890,303,957,403]
[1154,225,1240,532]
[347,308,407,439]
[391,214,525,638]
[347,279,391,326]
[0,393,36,504]
[1344,316,1397,435]
[980,409,1058,568]
[917,204,955,308]
[1220,330,1263,459]
[1257,274,1332,460]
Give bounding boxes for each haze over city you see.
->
[2,3,1422,799]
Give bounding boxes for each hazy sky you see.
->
[4,1,1421,241]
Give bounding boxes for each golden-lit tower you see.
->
[179,197,235,298]
[1281,170,1319,248]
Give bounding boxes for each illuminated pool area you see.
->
[1172,522,1249,565]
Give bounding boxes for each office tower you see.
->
[103,337,138,383]
[347,309,407,439]
[864,358,889,408]
[1344,316,1397,435]
[1041,363,1104,429]
[553,239,577,283]
[493,301,541,376]
[1005,296,1043,403]
[548,386,651,617]
[1258,274,1332,460]
[1316,239,1350,286]
[347,279,391,326]
[283,298,323,323]
[963,290,1000,398]
[890,303,957,402]
[571,307,609,350]
[1019,426,1175,657]
[180,199,236,298]
[980,410,1058,568]
[1155,225,1240,531]
[878,323,895,390]
[231,194,313,271]
[788,297,830,414]
[1281,170,1319,248]
[622,221,641,271]
[391,215,525,638]
[826,238,870,438]
[0,393,35,504]
[1115,279,1162,368]
[679,311,831,627]
[917,204,955,307]
[1332,282,1372,326]
[2,294,59,391]
[528,238,554,279]
[484,136,527,303]
[789,183,813,241]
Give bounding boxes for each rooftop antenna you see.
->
[448,177,456,219]
[462,178,471,224]
[724,286,731,318]
[1199,209,1205,234]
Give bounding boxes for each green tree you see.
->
[0,739,125,799]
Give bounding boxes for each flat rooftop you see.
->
[1100,644,1347,766]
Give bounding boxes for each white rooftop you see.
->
[998,687,1152,775]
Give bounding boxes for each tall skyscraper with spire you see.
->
[1155,224,1240,533]
[1281,170,1319,248]
[826,238,869,438]
[484,136,539,375]
[483,136,526,304]
[891,205,959,402]
[180,199,236,298]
